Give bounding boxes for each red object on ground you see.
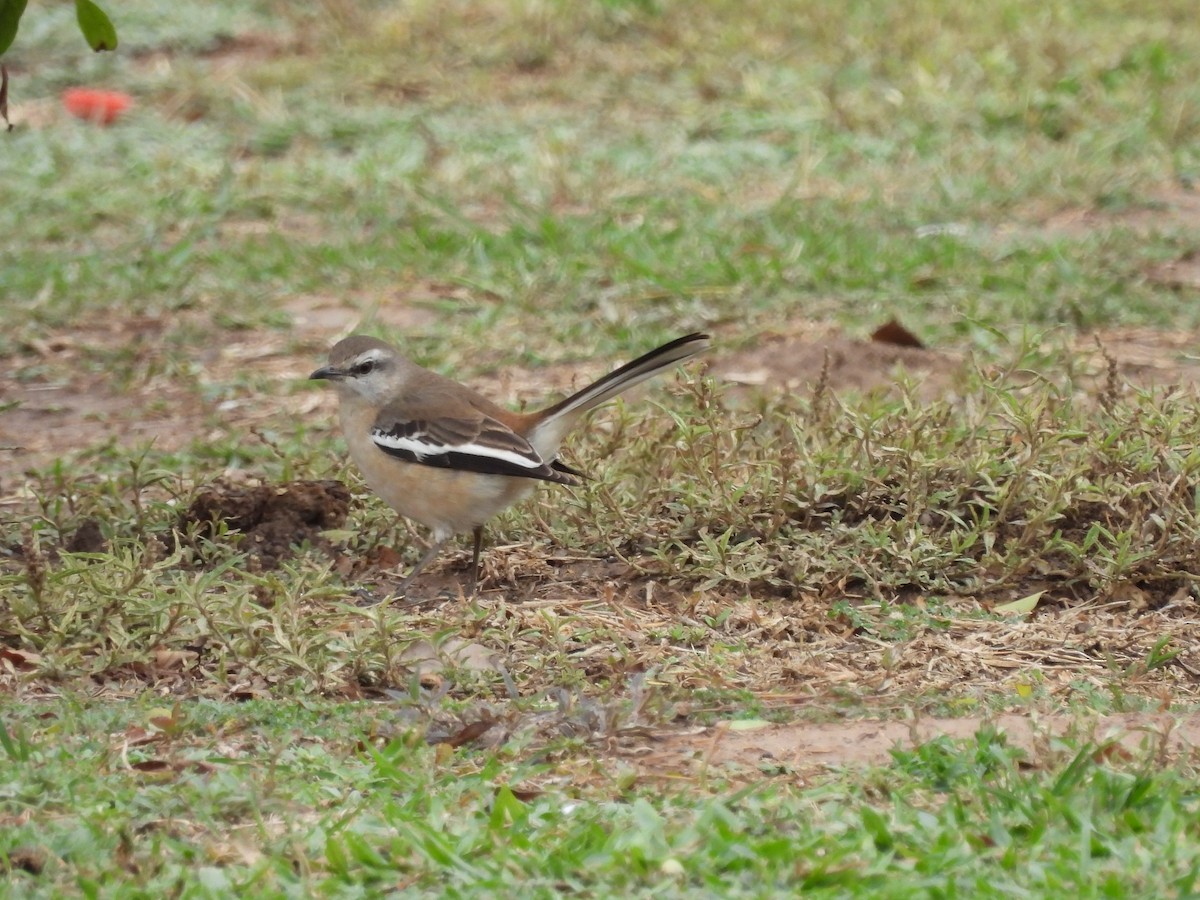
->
[62,88,132,125]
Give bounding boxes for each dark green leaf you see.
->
[75,0,118,52]
[0,0,28,56]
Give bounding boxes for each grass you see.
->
[7,369,1200,705]
[4,0,1200,892]
[4,0,1200,348]
[2,710,1200,897]
[4,704,1200,895]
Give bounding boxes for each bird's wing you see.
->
[370,402,578,484]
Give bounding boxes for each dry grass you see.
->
[6,337,1200,718]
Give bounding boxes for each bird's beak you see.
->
[309,365,344,381]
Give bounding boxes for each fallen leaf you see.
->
[995,591,1045,616]
[507,786,544,802]
[207,838,264,867]
[130,759,173,773]
[870,319,924,348]
[371,546,405,568]
[122,725,161,747]
[129,758,215,777]
[439,720,495,748]
[0,647,41,671]
[147,703,183,733]
[1093,742,1134,763]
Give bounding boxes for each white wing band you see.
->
[371,430,545,471]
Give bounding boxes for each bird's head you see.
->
[310,335,406,405]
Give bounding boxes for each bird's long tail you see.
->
[530,332,710,452]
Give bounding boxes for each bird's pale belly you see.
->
[349,440,537,540]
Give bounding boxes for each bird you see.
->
[310,331,710,595]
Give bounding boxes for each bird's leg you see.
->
[466,526,485,597]
[396,537,450,596]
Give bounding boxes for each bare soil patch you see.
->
[714,320,1200,401]
[712,322,965,402]
[1,318,205,494]
[280,287,442,339]
[642,712,1197,780]
[1084,326,1200,387]
[1146,253,1200,292]
[1024,184,1200,240]
[0,378,197,487]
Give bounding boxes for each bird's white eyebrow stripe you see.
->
[371,430,545,469]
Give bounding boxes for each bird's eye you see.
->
[351,359,376,377]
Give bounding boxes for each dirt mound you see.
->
[179,479,351,569]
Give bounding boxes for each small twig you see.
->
[1093,335,1120,414]
[698,720,730,791]
[0,64,11,132]
[388,590,455,611]
[810,347,832,418]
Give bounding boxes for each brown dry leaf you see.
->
[871,318,925,348]
[228,678,271,701]
[123,726,162,748]
[115,833,139,875]
[1093,742,1134,763]
[508,786,544,802]
[130,759,174,774]
[1109,583,1150,610]
[147,703,186,737]
[26,335,78,356]
[371,546,405,569]
[129,758,215,777]
[438,719,496,748]
[0,647,42,671]
[419,671,445,691]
